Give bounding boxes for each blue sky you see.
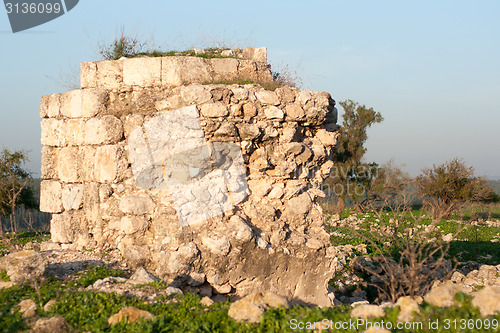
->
[0,0,499,178]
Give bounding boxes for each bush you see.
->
[416,158,494,220]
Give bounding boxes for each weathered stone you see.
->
[200,103,229,117]
[228,291,290,323]
[228,215,253,242]
[85,115,123,145]
[57,147,80,182]
[351,304,385,319]
[18,299,37,318]
[211,58,238,80]
[162,57,212,87]
[40,180,63,213]
[109,216,147,235]
[285,104,305,120]
[472,286,500,316]
[202,236,231,256]
[81,61,97,89]
[123,57,162,86]
[242,103,257,117]
[32,315,69,333]
[94,145,120,182]
[396,296,420,322]
[424,281,468,307]
[256,91,279,105]
[65,119,85,146]
[237,123,260,140]
[119,195,155,215]
[0,251,47,282]
[43,300,57,312]
[128,267,159,285]
[200,296,214,307]
[96,60,123,89]
[41,146,59,179]
[243,47,267,62]
[62,184,84,210]
[82,89,108,117]
[60,90,82,118]
[316,129,338,146]
[41,119,66,146]
[108,306,154,325]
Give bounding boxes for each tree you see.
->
[0,149,37,236]
[416,158,494,220]
[330,100,383,212]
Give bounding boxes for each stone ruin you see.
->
[39,47,342,306]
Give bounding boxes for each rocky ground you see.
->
[1,212,500,332]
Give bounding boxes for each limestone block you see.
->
[96,60,123,89]
[200,103,229,118]
[237,123,260,140]
[60,90,82,118]
[237,60,257,80]
[231,87,249,101]
[57,147,80,182]
[123,57,162,86]
[228,215,253,242]
[80,62,97,89]
[41,119,66,146]
[316,129,338,147]
[256,91,280,105]
[40,180,63,213]
[47,94,61,118]
[94,145,119,183]
[211,58,238,81]
[122,114,145,137]
[62,184,84,210]
[41,146,59,179]
[202,236,231,256]
[119,195,155,215]
[285,104,305,120]
[65,119,86,146]
[80,146,96,182]
[82,89,108,117]
[40,95,48,118]
[50,212,85,243]
[162,57,212,87]
[85,115,123,145]
[109,216,147,235]
[83,182,100,223]
[178,57,212,84]
[264,106,284,120]
[242,103,257,117]
[180,85,212,104]
[243,47,267,62]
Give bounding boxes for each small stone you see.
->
[43,299,57,312]
[472,286,500,316]
[165,286,183,295]
[0,281,16,289]
[396,296,420,322]
[32,315,69,333]
[228,292,289,323]
[350,304,385,319]
[0,250,48,282]
[264,106,284,120]
[424,281,468,307]
[200,296,214,307]
[108,306,154,325]
[128,267,159,285]
[200,103,229,117]
[202,236,231,256]
[256,91,279,105]
[18,299,37,318]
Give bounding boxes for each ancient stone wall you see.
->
[40,47,341,306]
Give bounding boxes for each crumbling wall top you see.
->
[81,47,274,90]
